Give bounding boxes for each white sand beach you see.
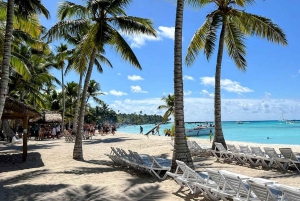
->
[1,132,300,201]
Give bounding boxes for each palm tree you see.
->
[158,94,175,122]
[49,0,156,160]
[0,0,49,119]
[86,80,104,105]
[172,0,195,170]
[185,0,287,149]
[48,43,71,135]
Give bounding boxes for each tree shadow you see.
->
[0,184,70,201]
[0,152,44,173]
[83,137,138,145]
[1,169,49,185]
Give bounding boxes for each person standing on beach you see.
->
[155,125,160,136]
[140,126,143,134]
[209,130,213,142]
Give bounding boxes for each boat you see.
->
[185,125,214,136]
[236,121,243,124]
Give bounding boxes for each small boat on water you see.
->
[185,125,214,136]
[236,121,243,124]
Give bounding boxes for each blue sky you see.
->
[40,0,300,121]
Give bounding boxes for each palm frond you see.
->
[236,11,288,45]
[186,0,211,8]
[225,21,246,70]
[111,16,156,37]
[57,1,88,20]
[107,27,141,69]
[10,55,31,81]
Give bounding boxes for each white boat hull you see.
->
[185,127,214,136]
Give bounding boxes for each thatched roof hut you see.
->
[2,97,41,120]
[30,111,62,124]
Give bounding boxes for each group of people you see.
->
[29,124,61,140]
[140,124,161,136]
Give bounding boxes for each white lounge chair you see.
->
[191,141,210,157]
[250,146,274,168]
[278,148,300,172]
[239,145,261,167]
[264,147,290,171]
[246,180,281,201]
[227,144,248,164]
[205,169,236,201]
[278,184,300,201]
[211,142,233,162]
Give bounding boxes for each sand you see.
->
[1,132,300,201]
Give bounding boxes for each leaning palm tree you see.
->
[185,0,287,149]
[0,0,49,119]
[158,94,175,122]
[48,0,156,160]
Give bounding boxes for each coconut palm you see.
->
[86,80,104,105]
[47,0,156,160]
[185,0,287,149]
[46,43,72,135]
[0,0,49,119]
[158,94,175,122]
[171,0,200,171]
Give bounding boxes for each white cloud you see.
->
[122,26,174,48]
[117,73,121,76]
[183,75,194,81]
[184,90,192,96]
[108,97,300,121]
[128,75,144,81]
[131,85,148,93]
[200,76,253,93]
[157,26,175,40]
[109,90,128,96]
[201,90,214,98]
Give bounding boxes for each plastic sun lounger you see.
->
[264,147,290,171]
[204,169,237,201]
[239,145,261,167]
[166,160,188,180]
[279,148,300,172]
[246,180,281,201]
[211,142,233,162]
[278,184,300,201]
[226,144,248,164]
[191,141,210,157]
[250,146,274,168]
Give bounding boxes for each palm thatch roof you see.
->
[2,97,41,120]
[30,111,62,124]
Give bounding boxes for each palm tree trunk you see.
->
[61,67,65,135]
[0,0,14,119]
[212,21,227,150]
[172,0,194,171]
[72,73,83,135]
[73,48,97,160]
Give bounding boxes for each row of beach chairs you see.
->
[211,142,300,172]
[105,147,171,180]
[167,160,300,200]
[171,139,212,157]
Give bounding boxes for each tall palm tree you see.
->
[185,0,287,149]
[48,43,71,135]
[48,0,156,160]
[158,94,175,122]
[171,0,195,171]
[0,0,49,119]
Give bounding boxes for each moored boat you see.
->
[185,126,214,136]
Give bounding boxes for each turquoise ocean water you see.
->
[117,121,300,145]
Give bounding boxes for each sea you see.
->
[117,120,300,145]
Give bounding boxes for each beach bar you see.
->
[2,97,41,162]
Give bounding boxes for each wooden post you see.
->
[22,115,29,162]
